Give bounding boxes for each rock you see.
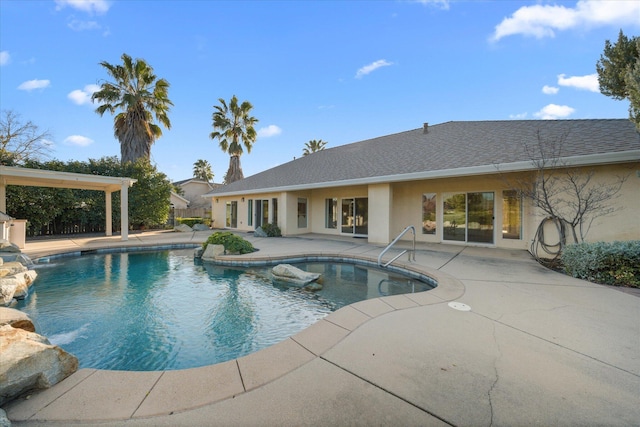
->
[303,282,323,291]
[202,244,225,260]
[0,267,37,301]
[0,408,10,427]
[272,264,321,286]
[254,227,267,238]
[0,282,16,307]
[0,308,35,332]
[0,325,78,406]
[193,247,204,258]
[0,257,3,266]
[192,223,210,231]
[174,223,193,232]
[0,262,28,278]
[0,240,20,253]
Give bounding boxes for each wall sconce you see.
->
[215,198,219,203]
[241,197,245,202]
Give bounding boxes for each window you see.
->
[247,199,253,226]
[226,201,238,228]
[325,198,337,228]
[502,190,522,239]
[443,192,494,243]
[272,198,278,225]
[422,193,436,234]
[297,198,307,228]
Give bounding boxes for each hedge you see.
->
[561,241,640,287]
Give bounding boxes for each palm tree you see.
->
[210,95,258,184]
[193,159,214,182]
[92,53,173,164]
[303,139,327,156]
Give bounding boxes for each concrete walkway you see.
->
[3,230,639,426]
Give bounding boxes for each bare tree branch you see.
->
[0,110,53,165]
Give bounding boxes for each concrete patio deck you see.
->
[3,230,639,426]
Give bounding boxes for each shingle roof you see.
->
[207,119,640,196]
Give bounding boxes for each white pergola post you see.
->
[105,191,112,236]
[120,182,129,241]
[0,181,6,213]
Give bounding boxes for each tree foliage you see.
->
[5,157,173,235]
[193,159,214,182]
[0,110,52,165]
[92,53,173,164]
[302,139,327,156]
[210,95,258,184]
[596,30,640,129]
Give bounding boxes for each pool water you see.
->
[16,249,433,371]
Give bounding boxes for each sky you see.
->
[1,0,639,183]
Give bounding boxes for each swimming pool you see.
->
[17,248,434,371]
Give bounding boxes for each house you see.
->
[170,192,189,210]
[172,179,218,209]
[204,120,640,252]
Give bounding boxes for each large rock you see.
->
[272,264,321,286]
[0,308,35,332]
[192,223,210,231]
[0,263,37,304]
[253,227,267,238]
[0,240,20,253]
[0,325,78,405]
[202,244,225,261]
[174,223,192,232]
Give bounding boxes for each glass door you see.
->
[443,192,494,244]
[468,192,494,243]
[341,198,368,236]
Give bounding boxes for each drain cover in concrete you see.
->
[448,302,471,311]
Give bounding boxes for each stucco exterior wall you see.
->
[207,162,639,249]
[179,181,214,208]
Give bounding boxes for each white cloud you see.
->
[491,0,640,42]
[17,79,51,91]
[557,73,599,92]
[355,59,393,79]
[68,19,101,31]
[542,85,559,95]
[509,112,528,119]
[534,104,575,120]
[257,125,282,138]
[64,135,94,147]
[68,84,100,105]
[411,0,450,10]
[55,0,111,14]
[0,51,10,66]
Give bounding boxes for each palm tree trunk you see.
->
[226,155,244,183]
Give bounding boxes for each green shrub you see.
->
[261,223,282,237]
[203,231,255,255]
[561,241,640,287]
[177,217,211,227]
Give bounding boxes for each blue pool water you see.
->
[16,249,433,371]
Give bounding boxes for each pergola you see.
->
[0,166,137,241]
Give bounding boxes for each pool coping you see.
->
[5,241,464,423]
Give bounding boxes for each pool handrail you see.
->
[377,225,416,268]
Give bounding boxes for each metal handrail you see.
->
[377,225,416,268]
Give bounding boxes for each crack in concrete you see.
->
[486,320,502,427]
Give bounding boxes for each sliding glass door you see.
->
[443,192,494,244]
[341,198,368,236]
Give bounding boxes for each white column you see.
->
[0,181,6,213]
[120,182,129,241]
[105,191,112,236]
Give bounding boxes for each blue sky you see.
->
[1,0,639,183]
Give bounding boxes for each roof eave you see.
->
[203,150,640,198]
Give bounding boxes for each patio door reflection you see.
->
[341,198,368,236]
[443,192,494,244]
